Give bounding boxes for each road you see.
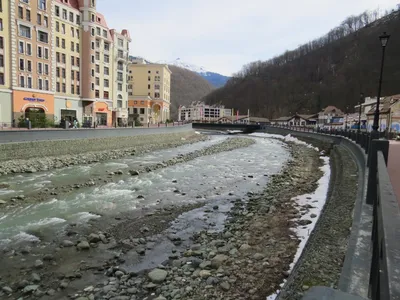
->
[0,124,192,144]
[388,141,400,203]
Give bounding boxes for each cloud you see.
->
[97,0,399,75]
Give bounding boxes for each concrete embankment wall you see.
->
[260,128,371,299]
[0,126,196,161]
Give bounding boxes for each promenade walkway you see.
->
[388,141,400,203]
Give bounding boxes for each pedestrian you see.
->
[73,119,78,128]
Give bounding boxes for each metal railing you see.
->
[269,125,400,300]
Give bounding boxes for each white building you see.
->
[178,102,232,122]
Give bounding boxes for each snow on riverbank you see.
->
[266,155,331,300]
[249,132,319,151]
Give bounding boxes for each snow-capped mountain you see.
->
[157,58,230,88]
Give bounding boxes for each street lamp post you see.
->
[372,32,390,133]
[358,93,364,134]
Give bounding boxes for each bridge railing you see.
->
[268,125,400,300]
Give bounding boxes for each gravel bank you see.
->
[0,132,206,175]
[277,144,358,300]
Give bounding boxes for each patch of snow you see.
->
[266,156,331,300]
[157,58,209,74]
[226,130,243,134]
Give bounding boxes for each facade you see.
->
[54,0,81,124]
[0,0,132,128]
[366,95,400,132]
[317,106,344,128]
[0,0,12,124]
[128,63,171,124]
[178,102,232,123]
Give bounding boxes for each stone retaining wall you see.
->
[0,130,196,162]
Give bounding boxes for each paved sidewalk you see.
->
[388,141,400,203]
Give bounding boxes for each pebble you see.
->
[148,268,168,283]
[34,259,44,268]
[77,241,90,250]
[220,281,231,291]
[32,273,41,282]
[23,285,39,294]
[62,240,74,247]
[2,286,12,294]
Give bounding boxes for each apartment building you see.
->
[0,0,132,127]
[0,0,12,124]
[110,29,131,126]
[11,0,55,123]
[178,102,232,122]
[128,63,171,124]
[53,0,81,124]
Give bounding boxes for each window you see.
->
[44,48,49,59]
[148,70,151,74]
[95,65,99,73]
[26,43,32,55]
[56,82,60,92]
[71,27,74,37]
[44,16,48,27]
[37,13,41,25]
[0,73,4,85]
[38,78,43,90]
[118,50,123,59]
[0,55,3,67]
[91,14,95,22]
[55,6,60,17]
[44,79,49,90]
[20,75,25,87]
[61,39,65,49]
[91,0,95,7]
[0,37,3,49]
[104,54,109,63]
[155,92,160,99]
[95,52,100,60]
[95,77,99,85]
[91,69,94,77]
[117,72,123,81]
[148,76,151,81]
[155,76,160,81]
[71,41,74,51]
[37,62,43,74]
[71,85,75,94]
[56,37,59,47]
[76,15,80,25]
[91,55,94,63]
[71,70,74,79]
[56,22,60,33]
[91,28,95,36]
[27,60,32,72]
[76,43,79,52]
[104,67,109,75]
[103,30,107,38]
[18,7,23,19]
[61,24,65,34]
[76,85,80,94]
[0,19,2,31]
[37,46,43,58]
[56,67,60,77]
[104,91,109,99]
[148,84,150,89]
[44,64,49,75]
[91,41,95,50]
[104,42,109,51]
[96,27,101,35]
[104,79,109,87]
[95,90,99,98]
[26,9,31,21]
[76,29,80,38]
[19,25,31,38]
[19,59,24,70]
[27,77,32,88]
[91,83,94,90]
[19,41,24,54]
[76,58,80,67]
[118,83,122,91]
[71,56,74,66]
[38,0,46,11]
[76,71,80,81]
[62,68,65,78]
[38,31,48,43]
[62,83,66,93]
[69,12,74,22]
[56,52,60,62]
[118,39,123,47]
[62,53,66,63]
[95,39,100,48]
[140,108,145,115]
[62,9,67,20]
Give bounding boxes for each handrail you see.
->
[265,125,399,300]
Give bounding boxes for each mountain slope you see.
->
[169,66,216,119]
[204,9,400,119]
[162,58,230,88]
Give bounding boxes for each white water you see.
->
[0,136,290,248]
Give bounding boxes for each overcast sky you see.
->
[97,0,398,76]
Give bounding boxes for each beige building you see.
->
[0,0,12,124]
[128,62,171,124]
[54,0,81,124]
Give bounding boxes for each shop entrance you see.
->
[23,107,46,128]
[96,113,107,126]
[61,109,77,123]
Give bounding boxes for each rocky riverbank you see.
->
[0,132,206,176]
[0,137,255,208]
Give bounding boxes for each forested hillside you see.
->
[204,8,400,119]
[169,66,215,119]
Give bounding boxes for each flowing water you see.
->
[0,135,290,249]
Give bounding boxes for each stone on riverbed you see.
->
[23,285,39,294]
[211,254,229,268]
[62,240,74,247]
[88,233,101,243]
[148,268,168,283]
[77,241,90,250]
